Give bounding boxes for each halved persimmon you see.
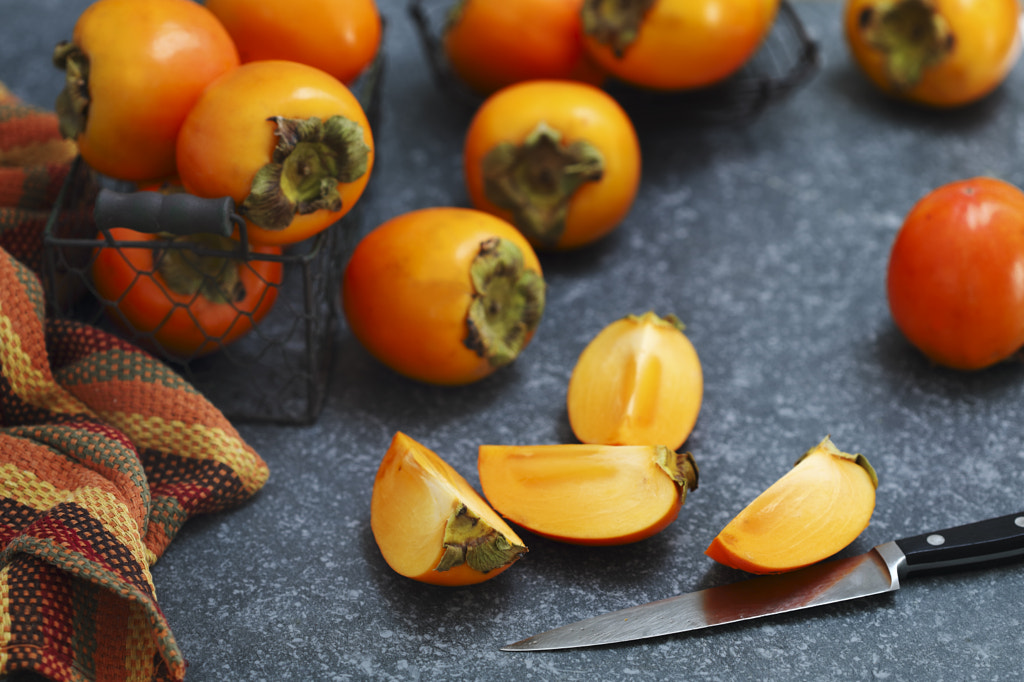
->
[705,437,879,574]
[567,312,702,451]
[370,432,527,586]
[478,444,698,545]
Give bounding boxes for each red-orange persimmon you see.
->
[887,177,1024,370]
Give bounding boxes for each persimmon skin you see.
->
[887,178,1024,370]
[61,0,239,181]
[463,80,641,251]
[844,0,1022,108]
[478,444,698,545]
[371,432,527,586]
[705,437,878,574]
[342,208,545,385]
[442,0,605,95]
[91,228,283,358]
[175,60,374,247]
[205,0,382,85]
[581,0,780,91]
[567,312,702,450]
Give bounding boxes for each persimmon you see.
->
[580,0,780,91]
[342,207,546,385]
[844,0,1022,108]
[463,80,641,250]
[91,227,283,359]
[478,444,698,545]
[567,312,702,451]
[371,432,528,586]
[176,60,374,247]
[53,0,239,182]
[442,0,604,95]
[705,437,879,574]
[205,0,383,85]
[887,177,1024,370]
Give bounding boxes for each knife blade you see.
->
[502,511,1024,652]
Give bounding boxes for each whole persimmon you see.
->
[92,228,283,359]
[205,0,382,85]
[580,0,779,91]
[887,177,1024,370]
[176,60,374,247]
[53,0,239,182]
[442,0,604,95]
[844,0,1021,108]
[463,80,640,250]
[342,207,546,385]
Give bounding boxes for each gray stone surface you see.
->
[2,1,1023,680]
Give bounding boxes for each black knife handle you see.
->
[894,512,1024,576]
[95,188,237,237]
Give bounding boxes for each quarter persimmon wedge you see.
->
[705,437,879,574]
[478,444,698,545]
[567,312,702,450]
[370,432,527,586]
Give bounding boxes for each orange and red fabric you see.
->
[0,84,269,681]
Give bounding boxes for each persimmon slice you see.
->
[478,443,698,545]
[370,432,527,586]
[705,437,879,574]
[567,312,702,450]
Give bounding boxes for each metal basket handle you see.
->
[94,187,239,238]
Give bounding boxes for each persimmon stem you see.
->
[857,0,953,89]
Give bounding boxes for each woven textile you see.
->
[0,86,270,680]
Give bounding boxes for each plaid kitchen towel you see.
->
[0,85,270,680]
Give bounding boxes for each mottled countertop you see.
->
[2,1,1022,680]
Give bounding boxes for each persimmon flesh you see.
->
[370,432,527,586]
[478,444,698,545]
[705,437,878,574]
[567,312,702,450]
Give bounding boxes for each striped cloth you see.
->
[0,85,270,680]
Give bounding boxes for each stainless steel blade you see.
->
[502,541,905,652]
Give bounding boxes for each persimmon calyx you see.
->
[581,0,658,58]
[799,436,879,488]
[481,121,604,248]
[464,237,546,367]
[437,503,528,573]
[53,41,90,140]
[654,447,699,499]
[155,233,245,304]
[856,0,954,89]
[242,115,370,231]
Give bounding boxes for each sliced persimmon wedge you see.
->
[566,312,702,451]
[478,443,698,545]
[370,432,527,586]
[705,436,879,574]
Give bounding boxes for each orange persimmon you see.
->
[567,312,702,451]
[53,0,239,182]
[342,207,546,385]
[463,80,641,251]
[705,437,879,574]
[442,0,604,95]
[371,432,527,586]
[580,0,780,91]
[205,0,382,85]
[478,444,698,545]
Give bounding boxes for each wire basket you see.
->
[42,52,385,426]
[409,0,819,123]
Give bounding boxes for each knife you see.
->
[502,511,1024,652]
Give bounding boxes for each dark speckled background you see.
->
[2,1,1022,680]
